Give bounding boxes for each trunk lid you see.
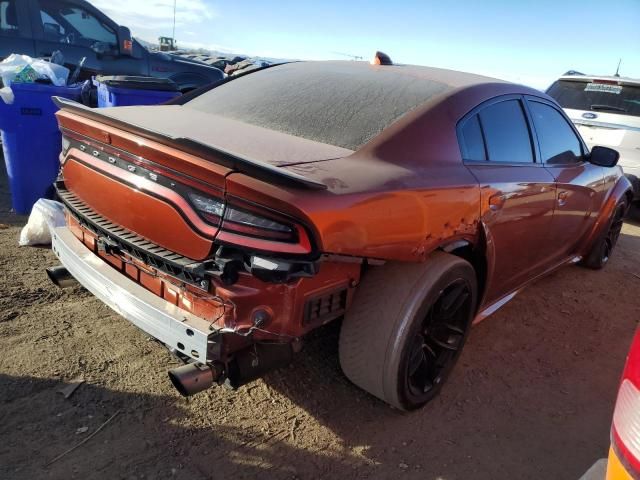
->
[89,104,353,167]
[56,108,231,260]
[54,100,344,260]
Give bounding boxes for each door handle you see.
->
[489,193,506,211]
[558,191,569,206]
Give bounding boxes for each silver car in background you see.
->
[547,74,640,206]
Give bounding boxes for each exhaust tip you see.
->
[168,363,215,397]
[46,266,77,289]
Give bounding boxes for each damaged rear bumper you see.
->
[51,225,217,362]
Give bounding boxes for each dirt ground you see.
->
[0,165,639,480]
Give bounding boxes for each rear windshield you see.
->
[547,80,640,117]
[184,62,450,150]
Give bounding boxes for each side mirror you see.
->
[589,146,620,168]
[117,26,133,56]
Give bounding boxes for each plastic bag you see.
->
[19,199,66,246]
[0,54,69,88]
[0,86,13,105]
[50,50,65,66]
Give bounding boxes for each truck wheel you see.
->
[581,199,627,270]
[339,252,477,410]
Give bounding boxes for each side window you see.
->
[0,1,18,36]
[528,101,583,164]
[479,100,534,163]
[460,115,486,161]
[37,1,116,47]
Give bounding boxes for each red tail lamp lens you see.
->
[222,207,295,241]
[612,330,640,473]
[188,192,298,242]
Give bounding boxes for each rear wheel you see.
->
[581,199,627,269]
[339,252,477,410]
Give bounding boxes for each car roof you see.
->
[358,61,497,82]
[185,61,508,150]
[278,60,505,88]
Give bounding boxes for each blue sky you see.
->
[91,0,640,90]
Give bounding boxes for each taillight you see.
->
[60,135,71,164]
[188,192,224,220]
[593,79,619,86]
[188,191,312,253]
[223,207,295,241]
[612,330,640,474]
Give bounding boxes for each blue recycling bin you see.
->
[95,76,181,107]
[0,82,83,215]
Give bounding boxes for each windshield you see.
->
[60,7,115,43]
[184,62,451,150]
[547,80,640,117]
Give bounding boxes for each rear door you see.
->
[0,0,35,60]
[525,97,606,261]
[459,95,557,305]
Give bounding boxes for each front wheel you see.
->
[338,252,477,410]
[581,199,628,269]
[627,201,640,222]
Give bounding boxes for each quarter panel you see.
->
[226,159,481,262]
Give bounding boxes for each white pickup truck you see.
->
[547,74,640,207]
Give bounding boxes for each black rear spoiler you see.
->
[52,97,327,191]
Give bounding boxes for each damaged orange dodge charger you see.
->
[48,61,632,410]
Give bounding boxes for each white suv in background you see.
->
[547,73,640,204]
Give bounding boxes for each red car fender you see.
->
[578,175,633,257]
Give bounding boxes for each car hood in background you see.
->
[149,50,207,66]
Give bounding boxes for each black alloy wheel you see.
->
[582,199,629,270]
[405,278,473,399]
[339,252,477,410]
[601,203,625,265]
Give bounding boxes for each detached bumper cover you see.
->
[51,226,216,362]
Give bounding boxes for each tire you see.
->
[338,252,477,411]
[581,198,628,270]
[627,201,640,222]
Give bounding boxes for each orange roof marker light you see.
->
[371,51,393,66]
